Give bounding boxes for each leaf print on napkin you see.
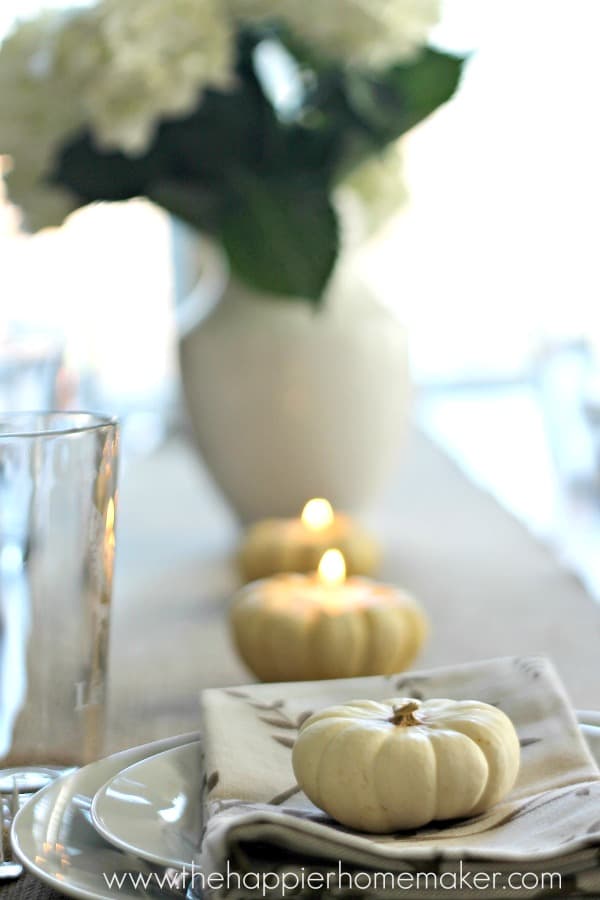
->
[223,689,285,712]
[501,786,580,826]
[392,677,428,700]
[269,785,301,805]
[249,698,285,712]
[259,715,298,729]
[519,737,542,748]
[514,657,543,680]
[259,708,314,730]
[223,689,313,751]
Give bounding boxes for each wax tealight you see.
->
[230,550,427,682]
[238,499,380,582]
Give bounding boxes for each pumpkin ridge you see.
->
[359,605,375,676]
[430,729,488,820]
[372,727,399,832]
[320,720,389,831]
[430,725,440,820]
[313,718,358,811]
[445,711,520,814]
[385,609,408,675]
[300,717,351,809]
[384,724,437,829]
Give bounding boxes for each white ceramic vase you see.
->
[178,243,410,522]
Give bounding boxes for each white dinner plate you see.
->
[11,732,198,900]
[89,719,600,874]
[11,718,600,899]
[91,741,203,870]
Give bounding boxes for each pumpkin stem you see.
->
[390,701,421,726]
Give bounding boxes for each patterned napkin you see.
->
[199,657,600,898]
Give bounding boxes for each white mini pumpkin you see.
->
[230,576,427,682]
[238,515,380,582]
[292,697,520,832]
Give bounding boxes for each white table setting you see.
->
[1,422,599,900]
[7,657,600,899]
[2,0,600,895]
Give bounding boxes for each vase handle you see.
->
[172,230,228,337]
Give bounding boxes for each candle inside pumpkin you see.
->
[318,547,346,584]
[278,499,346,546]
[317,548,356,612]
[301,498,335,532]
[238,499,380,582]
[248,550,401,617]
[230,549,429,682]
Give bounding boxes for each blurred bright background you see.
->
[1,0,600,591]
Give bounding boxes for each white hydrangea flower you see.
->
[335,142,408,248]
[0,0,236,227]
[3,175,77,232]
[343,142,408,233]
[76,0,234,155]
[0,13,82,229]
[231,0,440,68]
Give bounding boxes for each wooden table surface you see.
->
[106,428,600,754]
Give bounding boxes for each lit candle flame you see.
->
[301,498,334,531]
[318,548,346,586]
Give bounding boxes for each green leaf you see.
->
[147,179,222,234]
[392,47,466,134]
[306,48,465,180]
[344,48,465,146]
[153,86,276,184]
[51,131,162,202]
[220,174,338,302]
